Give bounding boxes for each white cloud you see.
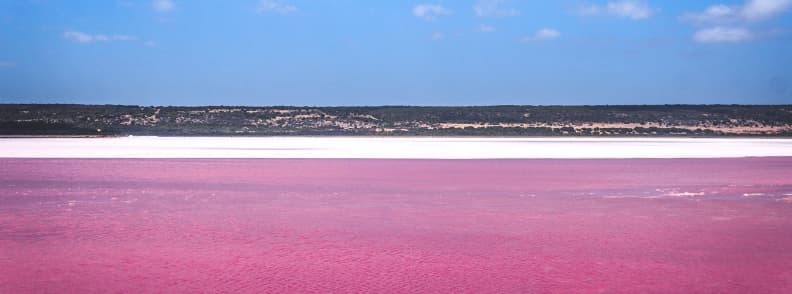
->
[680,5,739,23]
[473,0,519,17]
[431,32,445,40]
[0,61,15,68]
[64,31,139,44]
[477,24,496,33]
[522,28,561,42]
[681,0,792,23]
[144,40,158,47]
[153,0,174,13]
[413,4,450,20]
[114,35,137,41]
[693,27,753,42]
[742,0,792,21]
[534,28,561,39]
[256,0,297,15]
[606,1,654,19]
[96,34,137,41]
[63,31,95,43]
[579,1,654,20]
[681,1,792,43]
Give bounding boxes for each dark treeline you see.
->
[1,104,790,136]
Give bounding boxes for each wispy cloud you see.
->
[64,31,139,44]
[680,5,740,23]
[0,61,15,68]
[477,24,496,33]
[681,0,792,23]
[144,40,158,47]
[473,0,519,17]
[431,32,445,40]
[256,0,297,15]
[521,28,561,42]
[152,0,174,13]
[742,0,792,21]
[681,0,792,43]
[578,1,655,20]
[413,4,450,20]
[95,34,137,41]
[63,31,94,43]
[693,27,753,43]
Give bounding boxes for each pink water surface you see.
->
[1,158,792,293]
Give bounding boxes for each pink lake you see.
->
[1,158,792,293]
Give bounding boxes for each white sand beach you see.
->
[1,137,791,159]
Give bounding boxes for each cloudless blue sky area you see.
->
[1,0,791,106]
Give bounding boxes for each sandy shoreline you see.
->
[1,137,791,159]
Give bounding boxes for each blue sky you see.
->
[0,0,791,106]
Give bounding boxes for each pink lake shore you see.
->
[1,158,792,293]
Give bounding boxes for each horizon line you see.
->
[2,103,791,108]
